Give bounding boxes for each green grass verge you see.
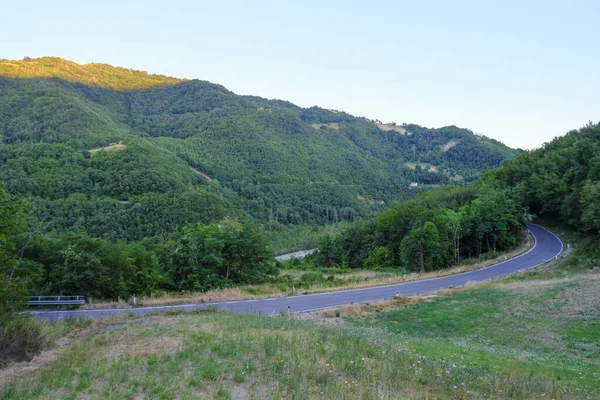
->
[1,262,598,399]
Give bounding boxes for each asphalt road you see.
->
[32,224,562,321]
[275,248,317,262]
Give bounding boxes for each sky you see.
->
[2,0,599,149]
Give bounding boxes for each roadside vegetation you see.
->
[1,258,597,399]
[85,235,533,309]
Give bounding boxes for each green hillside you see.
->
[486,121,600,258]
[317,121,600,272]
[0,57,518,243]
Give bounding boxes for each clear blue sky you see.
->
[3,0,599,149]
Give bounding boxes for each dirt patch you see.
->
[88,143,127,156]
[189,166,213,181]
[441,140,458,152]
[376,123,411,135]
[231,383,252,399]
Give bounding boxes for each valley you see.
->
[1,56,599,400]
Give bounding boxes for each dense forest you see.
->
[488,121,600,259]
[0,57,517,244]
[0,57,524,301]
[317,121,600,271]
[0,182,277,301]
[314,183,530,271]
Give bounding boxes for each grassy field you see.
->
[1,257,598,399]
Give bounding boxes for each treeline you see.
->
[1,184,276,301]
[487,121,600,258]
[314,183,531,271]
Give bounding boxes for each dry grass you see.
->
[100,337,182,358]
[311,123,340,130]
[376,123,411,135]
[83,285,287,309]
[0,57,183,90]
[495,277,573,294]
[0,349,59,387]
[296,294,440,324]
[560,273,600,319]
[88,142,127,156]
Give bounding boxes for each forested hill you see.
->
[0,57,517,241]
[485,121,600,257]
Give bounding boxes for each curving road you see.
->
[32,224,562,321]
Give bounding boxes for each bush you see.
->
[363,246,393,270]
[299,271,324,284]
[0,316,46,366]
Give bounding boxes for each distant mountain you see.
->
[0,57,518,241]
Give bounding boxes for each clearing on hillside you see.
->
[189,167,213,181]
[88,143,127,156]
[311,123,340,130]
[441,139,458,151]
[376,123,411,135]
[404,161,439,172]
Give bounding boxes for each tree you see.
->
[364,246,393,270]
[0,183,28,313]
[401,222,442,272]
[444,209,464,265]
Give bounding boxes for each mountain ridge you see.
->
[0,57,518,242]
[0,56,184,90]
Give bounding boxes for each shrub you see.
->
[364,246,393,270]
[299,271,324,284]
[0,316,46,366]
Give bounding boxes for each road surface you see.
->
[33,224,562,321]
[275,248,317,262]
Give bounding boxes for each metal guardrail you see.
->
[27,296,85,306]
